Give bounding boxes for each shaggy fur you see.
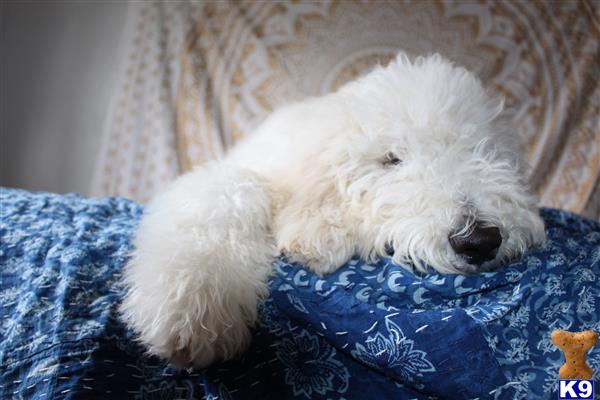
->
[120,53,546,367]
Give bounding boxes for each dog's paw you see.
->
[278,224,355,276]
[120,266,261,368]
[152,316,253,369]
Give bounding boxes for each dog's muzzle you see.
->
[449,222,502,266]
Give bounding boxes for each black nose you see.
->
[448,223,502,265]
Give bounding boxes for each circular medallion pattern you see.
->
[95,0,598,217]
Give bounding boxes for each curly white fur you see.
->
[120,53,546,367]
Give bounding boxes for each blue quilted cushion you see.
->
[1,187,598,399]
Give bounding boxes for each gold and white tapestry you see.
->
[92,0,599,219]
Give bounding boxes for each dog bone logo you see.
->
[551,329,598,379]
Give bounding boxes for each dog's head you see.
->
[274,53,546,274]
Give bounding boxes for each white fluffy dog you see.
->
[120,53,546,368]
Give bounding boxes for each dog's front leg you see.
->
[120,162,277,367]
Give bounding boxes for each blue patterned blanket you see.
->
[1,187,598,399]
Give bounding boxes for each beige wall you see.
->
[0,1,128,195]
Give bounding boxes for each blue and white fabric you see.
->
[1,187,598,399]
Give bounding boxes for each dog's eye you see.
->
[382,152,402,167]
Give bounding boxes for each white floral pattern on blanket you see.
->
[351,318,435,382]
[276,329,349,397]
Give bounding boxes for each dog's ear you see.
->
[272,165,356,276]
